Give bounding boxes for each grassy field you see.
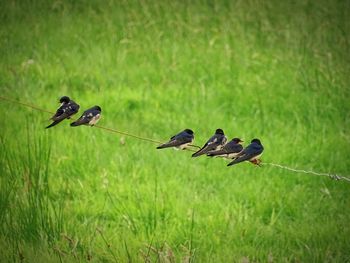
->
[1,0,350,262]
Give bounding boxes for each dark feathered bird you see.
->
[46,96,80,128]
[157,129,194,150]
[227,138,264,166]
[70,106,102,127]
[192,128,227,157]
[207,138,243,158]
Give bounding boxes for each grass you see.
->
[0,0,350,262]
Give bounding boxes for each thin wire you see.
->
[1,95,350,182]
[93,125,198,152]
[94,124,162,144]
[0,96,198,151]
[263,162,350,183]
[0,95,54,114]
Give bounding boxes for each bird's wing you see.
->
[52,103,79,122]
[50,106,64,120]
[227,144,263,166]
[192,142,210,157]
[72,110,93,125]
[207,149,227,156]
[69,102,80,113]
[52,110,70,122]
[208,142,242,156]
[157,134,192,149]
[234,146,249,158]
[193,134,227,157]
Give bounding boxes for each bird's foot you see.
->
[250,159,262,166]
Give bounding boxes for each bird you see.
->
[192,128,227,157]
[207,137,244,159]
[46,96,80,128]
[157,129,194,150]
[70,106,102,127]
[227,138,264,166]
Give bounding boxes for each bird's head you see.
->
[184,129,194,135]
[59,96,70,104]
[232,138,244,144]
[251,138,262,145]
[93,105,102,112]
[215,128,224,135]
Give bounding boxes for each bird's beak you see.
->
[240,140,244,143]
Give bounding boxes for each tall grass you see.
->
[0,124,64,261]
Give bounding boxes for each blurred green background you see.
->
[1,0,349,262]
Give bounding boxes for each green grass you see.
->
[1,0,350,262]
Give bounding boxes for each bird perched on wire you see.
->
[192,128,227,157]
[227,138,264,166]
[157,129,194,150]
[46,96,80,128]
[70,106,102,127]
[207,137,244,159]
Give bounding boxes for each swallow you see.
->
[207,138,244,158]
[157,129,194,150]
[227,138,264,166]
[46,96,80,128]
[70,106,102,127]
[192,128,227,157]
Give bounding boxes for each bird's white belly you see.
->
[178,142,191,150]
[249,153,262,161]
[214,144,224,151]
[89,114,101,125]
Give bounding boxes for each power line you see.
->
[1,95,349,183]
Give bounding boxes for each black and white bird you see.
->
[207,137,244,159]
[227,138,264,166]
[70,106,102,127]
[192,128,227,157]
[46,96,80,128]
[157,129,194,150]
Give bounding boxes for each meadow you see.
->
[0,0,350,262]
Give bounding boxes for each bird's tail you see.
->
[192,148,206,157]
[70,122,79,127]
[45,120,63,129]
[207,150,226,157]
[156,143,173,149]
[227,157,246,166]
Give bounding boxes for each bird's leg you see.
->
[256,159,262,167]
[250,159,257,165]
[250,159,262,166]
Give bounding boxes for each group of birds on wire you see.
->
[2,94,350,182]
[46,96,264,167]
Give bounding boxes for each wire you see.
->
[1,95,350,183]
[263,162,350,182]
[0,95,54,114]
[94,125,163,144]
[0,95,198,152]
